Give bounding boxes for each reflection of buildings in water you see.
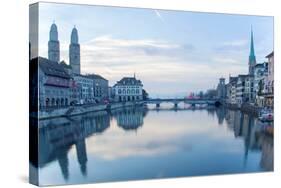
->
[215,107,227,125]
[223,109,273,171]
[113,107,147,131]
[206,107,216,117]
[57,149,70,180]
[75,139,87,176]
[36,111,110,180]
[224,109,267,165]
[259,134,273,171]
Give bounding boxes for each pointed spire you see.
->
[250,26,255,57]
[249,26,256,63]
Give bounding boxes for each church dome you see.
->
[71,26,79,44]
[49,23,58,41]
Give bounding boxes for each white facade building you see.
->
[228,76,238,104]
[254,63,267,106]
[236,74,254,104]
[73,75,94,104]
[113,76,143,102]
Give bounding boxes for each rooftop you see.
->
[266,51,274,58]
[85,74,108,81]
[60,60,72,69]
[31,57,71,79]
[114,77,143,86]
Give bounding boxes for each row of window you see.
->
[45,97,68,107]
[117,86,140,89]
[45,88,68,96]
[117,89,140,95]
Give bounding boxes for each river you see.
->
[31,103,273,186]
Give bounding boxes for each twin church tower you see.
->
[48,22,80,74]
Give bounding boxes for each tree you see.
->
[142,89,149,100]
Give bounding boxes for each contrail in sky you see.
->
[154,10,165,23]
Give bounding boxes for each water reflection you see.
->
[112,107,148,131]
[37,111,110,181]
[32,106,273,185]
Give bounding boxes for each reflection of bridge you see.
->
[145,98,220,108]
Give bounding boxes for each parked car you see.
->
[259,108,274,122]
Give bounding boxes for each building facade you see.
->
[244,75,255,103]
[236,75,247,104]
[228,76,238,104]
[86,74,109,102]
[34,57,72,108]
[254,62,267,107]
[73,75,94,104]
[113,76,143,102]
[236,74,254,104]
[264,51,274,108]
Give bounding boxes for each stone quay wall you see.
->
[33,101,144,119]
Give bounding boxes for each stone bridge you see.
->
[144,98,221,108]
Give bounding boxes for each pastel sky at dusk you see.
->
[37,2,273,98]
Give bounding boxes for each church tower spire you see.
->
[69,26,80,75]
[248,26,256,75]
[48,22,60,62]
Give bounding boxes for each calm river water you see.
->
[32,103,273,186]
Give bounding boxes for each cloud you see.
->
[221,40,248,47]
[78,36,195,79]
[39,35,246,95]
[214,39,249,54]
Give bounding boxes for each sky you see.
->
[35,2,273,98]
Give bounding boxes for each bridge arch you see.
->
[214,101,221,107]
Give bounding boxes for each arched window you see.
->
[118,89,121,94]
[51,98,55,106]
[46,98,50,107]
[123,89,126,94]
[56,99,59,106]
[65,98,68,106]
[127,89,130,94]
[131,89,135,94]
